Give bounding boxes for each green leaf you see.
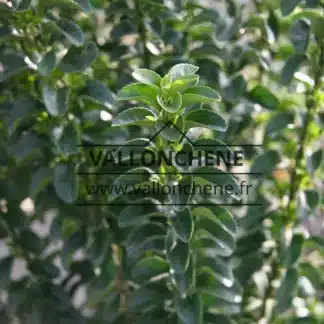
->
[157,92,182,113]
[19,229,43,254]
[192,167,241,199]
[282,54,307,85]
[29,167,51,198]
[289,19,311,53]
[131,256,169,282]
[0,257,13,289]
[129,283,170,311]
[73,0,92,11]
[170,208,194,243]
[307,149,323,174]
[250,150,280,174]
[0,52,28,82]
[38,50,56,76]
[53,122,81,155]
[197,273,242,303]
[171,75,200,93]
[176,293,203,324]
[42,85,70,116]
[132,68,162,85]
[281,0,301,16]
[202,292,241,315]
[156,116,185,142]
[193,207,236,257]
[183,86,221,106]
[174,257,195,294]
[13,0,31,11]
[286,233,304,267]
[55,18,84,46]
[275,268,298,315]
[81,80,116,109]
[169,63,199,81]
[60,41,99,72]
[108,167,158,201]
[53,163,78,203]
[192,205,237,236]
[169,175,193,211]
[166,230,190,274]
[248,85,279,110]
[265,111,294,135]
[119,199,165,227]
[113,107,157,127]
[198,255,235,286]
[186,109,227,131]
[116,82,160,108]
[300,189,320,210]
[28,259,60,279]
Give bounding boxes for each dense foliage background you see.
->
[0,0,323,323]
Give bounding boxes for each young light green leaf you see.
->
[112,107,157,127]
[170,208,194,243]
[169,63,199,81]
[171,75,200,93]
[186,109,227,131]
[53,163,78,204]
[157,92,182,113]
[42,85,70,116]
[116,82,160,107]
[55,18,85,46]
[248,85,279,110]
[132,69,162,85]
[183,85,221,106]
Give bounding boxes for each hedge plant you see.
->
[0,0,323,324]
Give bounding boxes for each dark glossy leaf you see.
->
[250,150,280,175]
[265,111,294,135]
[38,50,56,76]
[186,109,227,131]
[81,80,116,110]
[170,207,194,242]
[131,256,169,281]
[42,85,70,116]
[0,52,28,82]
[53,163,78,203]
[176,293,203,324]
[290,19,311,53]
[55,18,84,46]
[281,54,306,85]
[281,0,301,16]
[286,233,304,267]
[73,0,92,11]
[307,149,323,174]
[248,86,279,110]
[60,41,99,72]
[169,175,193,211]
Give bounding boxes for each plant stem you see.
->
[259,43,324,324]
[286,43,324,222]
[134,0,150,69]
